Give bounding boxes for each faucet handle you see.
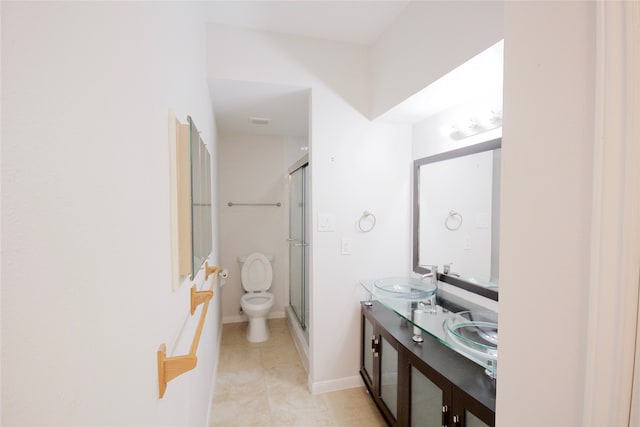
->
[444,263,453,274]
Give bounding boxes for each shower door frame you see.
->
[288,157,309,332]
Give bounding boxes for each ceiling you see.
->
[377,40,504,124]
[209,79,309,138]
[205,1,503,137]
[203,1,410,45]
[206,1,409,138]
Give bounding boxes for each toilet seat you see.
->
[240,252,273,292]
[241,292,274,311]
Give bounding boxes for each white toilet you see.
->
[239,252,275,343]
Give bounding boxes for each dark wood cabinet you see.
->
[361,301,495,427]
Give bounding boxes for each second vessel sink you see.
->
[445,310,498,352]
[444,310,498,377]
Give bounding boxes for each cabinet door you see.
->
[452,389,495,427]
[408,353,452,427]
[379,328,400,422]
[360,312,375,390]
[361,306,398,426]
[410,366,446,427]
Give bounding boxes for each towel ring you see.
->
[445,210,463,231]
[358,211,376,233]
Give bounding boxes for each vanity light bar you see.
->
[446,110,502,140]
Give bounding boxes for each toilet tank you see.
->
[238,254,274,265]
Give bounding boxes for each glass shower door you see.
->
[289,164,307,331]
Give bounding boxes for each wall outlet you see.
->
[464,235,472,250]
[341,237,353,255]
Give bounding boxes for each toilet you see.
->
[239,252,275,343]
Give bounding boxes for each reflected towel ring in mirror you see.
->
[358,211,376,232]
[445,210,463,231]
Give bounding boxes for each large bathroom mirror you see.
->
[413,138,501,300]
[188,116,213,278]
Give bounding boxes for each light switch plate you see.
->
[318,213,336,232]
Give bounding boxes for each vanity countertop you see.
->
[360,279,498,378]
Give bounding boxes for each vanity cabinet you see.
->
[361,302,495,427]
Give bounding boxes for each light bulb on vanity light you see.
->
[477,109,502,129]
[448,109,502,140]
[441,123,458,137]
[449,119,475,140]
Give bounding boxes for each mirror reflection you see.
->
[413,138,501,300]
[188,116,213,278]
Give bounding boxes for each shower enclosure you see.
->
[288,161,309,342]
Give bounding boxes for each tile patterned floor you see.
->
[210,318,388,427]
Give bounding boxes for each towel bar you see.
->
[157,263,221,398]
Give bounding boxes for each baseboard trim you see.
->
[310,375,364,395]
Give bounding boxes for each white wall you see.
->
[497,2,595,425]
[370,1,504,118]
[1,3,221,425]
[207,24,413,392]
[217,133,290,322]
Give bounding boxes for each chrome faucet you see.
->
[443,262,460,277]
[420,265,438,285]
[419,265,439,315]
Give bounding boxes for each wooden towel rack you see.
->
[157,263,221,398]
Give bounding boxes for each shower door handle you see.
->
[287,238,307,247]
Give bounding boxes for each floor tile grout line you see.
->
[259,346,276,426]
[212,320,386,427]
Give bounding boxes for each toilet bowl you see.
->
[239,252,275,343]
